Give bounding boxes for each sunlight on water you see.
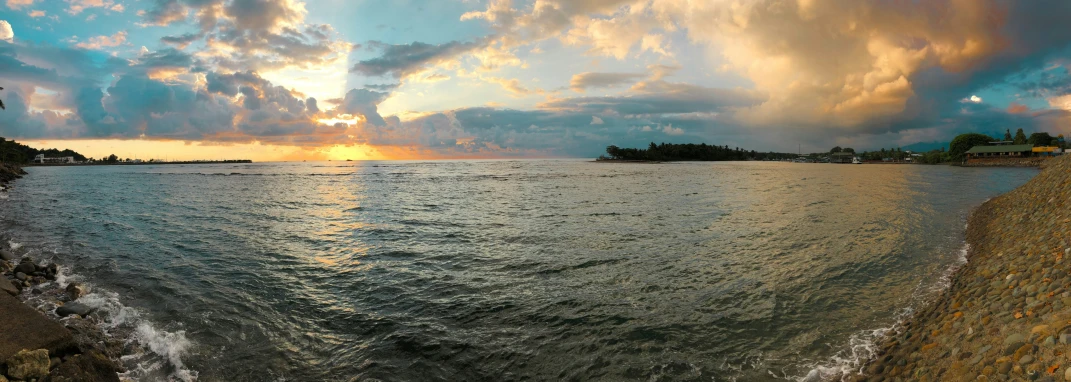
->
[0,160,1036,381]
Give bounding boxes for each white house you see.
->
[34,154,75,164]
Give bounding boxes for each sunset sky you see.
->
[2,0,1071,160]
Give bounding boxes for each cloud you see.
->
[5,0,31,10]
[337,88,390,126]
[962,95,983,103]
[0,21,11,42]
[591,116,603,125]
[143,0,187,26]
[66,0,121,15]
[569,71,645,92]
[351,40,485,79]
[74,31,128,50]
[484,76,538,96]
[142,0,349,72]
[28,10,44,17]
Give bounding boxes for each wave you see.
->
[10,241,199,381]
[794,240,971,381]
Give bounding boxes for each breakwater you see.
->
[860,154,1071,380]
[963,157,1049,167]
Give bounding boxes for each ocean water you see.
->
[0,160,1036,381]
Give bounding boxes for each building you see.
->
[830,152,855,163]
[1032,146,1064,156]
[33,154,75,164]
[964,144,1034,161]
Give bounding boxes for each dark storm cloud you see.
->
[350,40,486,78]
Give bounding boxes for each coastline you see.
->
[859,154,1071,380]
[0,164,125,382]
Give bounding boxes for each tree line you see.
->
[602,142,799,161]
[0,137,88,163]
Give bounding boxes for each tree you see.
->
[0,87,5,110]
[1013,128,1027,144]
[1027,132,1055,147]
[106,154,118,163]
[830,146,842,153]
[1004,129,1012,141]
[949,133,996,161]
[843,147,855,153]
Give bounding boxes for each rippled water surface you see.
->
[0,160,1037,381]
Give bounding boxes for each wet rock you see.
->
[5,348,50,380]
[1019,354,1034,364]
[65,283,86,301]
[0,277,17,296]
[14,271,27,281]
[0,249,14,261]
[56,302,95,317]
[14,261,35,275]
[46,351,121,382]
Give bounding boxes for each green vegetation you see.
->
[601,142,798,161]
[1013,128,1027,144]
[829,146,855,153]
[949,133,998,161]
[1028,132,1056,147]
[0,137,87,163]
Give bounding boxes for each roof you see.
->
[965,144,1034,154]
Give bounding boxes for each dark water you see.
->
[0,160,1036,381]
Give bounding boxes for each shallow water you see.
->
[0,160,1036,381]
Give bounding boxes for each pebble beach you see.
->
[860,154,1071,381]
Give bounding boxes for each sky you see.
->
[2,0,1071,160]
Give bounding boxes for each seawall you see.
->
[859,154,1071,381]
[962,157,1051,167]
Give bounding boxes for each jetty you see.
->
[857,154,1071,380]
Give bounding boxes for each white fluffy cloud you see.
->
[0,20,13,42]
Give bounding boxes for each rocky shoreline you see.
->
[0,163,125,382]
[856,154,1071,381]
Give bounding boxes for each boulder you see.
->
[46,351,120,382]
[14,272,26,281]
[0,277,16,296]
[5,348,50,380]
[56,302,95,318]
[14,261,35,275]
[0,294,75,361]
[65,283,86,301]
[0,249,13,261]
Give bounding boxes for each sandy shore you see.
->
[856,154,1071,381]
[0,164,124,382]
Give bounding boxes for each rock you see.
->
[1019,354,1034,365]
[46,351,121,382]
[0,277,17,296]
[56,302,95,317]
[1043,336,1055,346]
[5,348,50,380]
[1005,333,1026,345]
[65,283,86,301]
[14,261,35,275]
[0,294,75,361]
[14,271,26,281]
[0,249,14,261]
[1065,366,1071,381]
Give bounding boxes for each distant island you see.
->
[598,143,799,162]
